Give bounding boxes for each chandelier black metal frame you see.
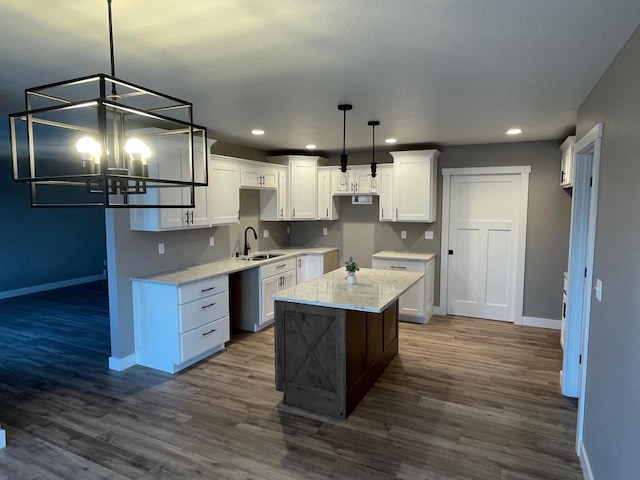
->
[8,0,208,208]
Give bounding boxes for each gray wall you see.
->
[0,131,106,294]
[291,140,572,320]
[575,26,640,479]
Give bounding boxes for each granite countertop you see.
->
[271,267,423,313]
[131,247,339,286]
[372,250,437,261]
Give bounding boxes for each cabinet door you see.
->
[372,258,426,320]
[159,140,189,229]
[281,270,296,290]
[317,169,332,219]
[378,165,394,221]
[240,165,260,187]
[261,275,280,325]
[353,167,372,194]
[290,159,317,219]
[262,168,278,189]
[560,136,576,188]
[392,150,439,222]
[296,256,306,284]
[304,255,324,281]
[277,169,288,220]
[187,140,211,227]
[209,159,240,225]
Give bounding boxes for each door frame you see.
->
[440,166,531,324]
[567,123,603,456]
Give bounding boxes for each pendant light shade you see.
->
[338,104,352,174]
[8,0,208,208]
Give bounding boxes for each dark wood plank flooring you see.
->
[0,282,582,479]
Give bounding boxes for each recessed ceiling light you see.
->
[251,129,265,135]
[385,138,397,144]
[506,128,522,135]
[305,144,317,150]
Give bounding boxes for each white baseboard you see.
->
[433,305,446,316]
[522,316,561,330]
[580,440,594,480]
[109,353,137,371]
[0,274,106,300]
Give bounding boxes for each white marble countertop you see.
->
[131,247,338,286]
[271,267,423,313]
[372,250,437,261]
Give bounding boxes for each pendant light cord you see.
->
[342,109,347,155]
[107,0,117,95]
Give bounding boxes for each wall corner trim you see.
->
[433,306,446,316]
[579,440,595,480]
[521,316,561,330]
[109,354,137,371]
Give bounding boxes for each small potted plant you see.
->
[345,256,359,284]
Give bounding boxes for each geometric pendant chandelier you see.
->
[8,0,208,208]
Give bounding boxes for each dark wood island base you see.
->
[274,299,399,419]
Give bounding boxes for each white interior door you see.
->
[445,170,529,322]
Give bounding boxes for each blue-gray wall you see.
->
[0,128,106,295]
[575,25,640,479]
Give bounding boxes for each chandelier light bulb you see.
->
[125,138,151,177]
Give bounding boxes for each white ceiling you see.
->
[1,1,639,152]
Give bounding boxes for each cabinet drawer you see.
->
[372,258,426,273]
[180,317,230,363]
[261,257,296,278]
[179,275,229,304]
[180,291,229,333]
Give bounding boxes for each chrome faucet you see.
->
[243,226,258,256]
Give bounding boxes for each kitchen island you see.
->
[272,268,423,418]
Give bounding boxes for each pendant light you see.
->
[368,120,379,191]
[8,0,208,207]
[337,104,352,189]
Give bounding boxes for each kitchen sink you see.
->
[241,253,285,261]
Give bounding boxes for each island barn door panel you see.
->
[443,168,530,323]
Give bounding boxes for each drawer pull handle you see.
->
[276,264,288,269]
[390,265,407,270]
[202,328,217,336]
[201,287,216,292]
[201,302,216,309]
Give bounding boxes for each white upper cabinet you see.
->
[269,155,320,220]
[332,166,374,194]
[260,167,289,221]
[377,164,394,221]
[560,136,576,188]
[130,137,214,231]
[391,149,440,223]
[317,167,339,220]
[208,156,240,225]
[240,163,277,188]
[289,157,318,220]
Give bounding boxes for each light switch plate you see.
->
[263,229,269,238]
[425,230,434,240]
[209,236,215,247]
[323,227,328,236]
[401,230,407,239]
[595,278,603,301]
[158,243,165,255]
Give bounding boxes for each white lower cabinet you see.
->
[132,275,230,373]
[260,259,296,327]
[372,253,436,323]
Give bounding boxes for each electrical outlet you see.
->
[401,230,407,240]
[263,229,269,238]
[323,227,328,236]
[209,236,215,247]
[425,230,434,240]
[158,243,165,255]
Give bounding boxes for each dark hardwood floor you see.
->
[0,282,582,479]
